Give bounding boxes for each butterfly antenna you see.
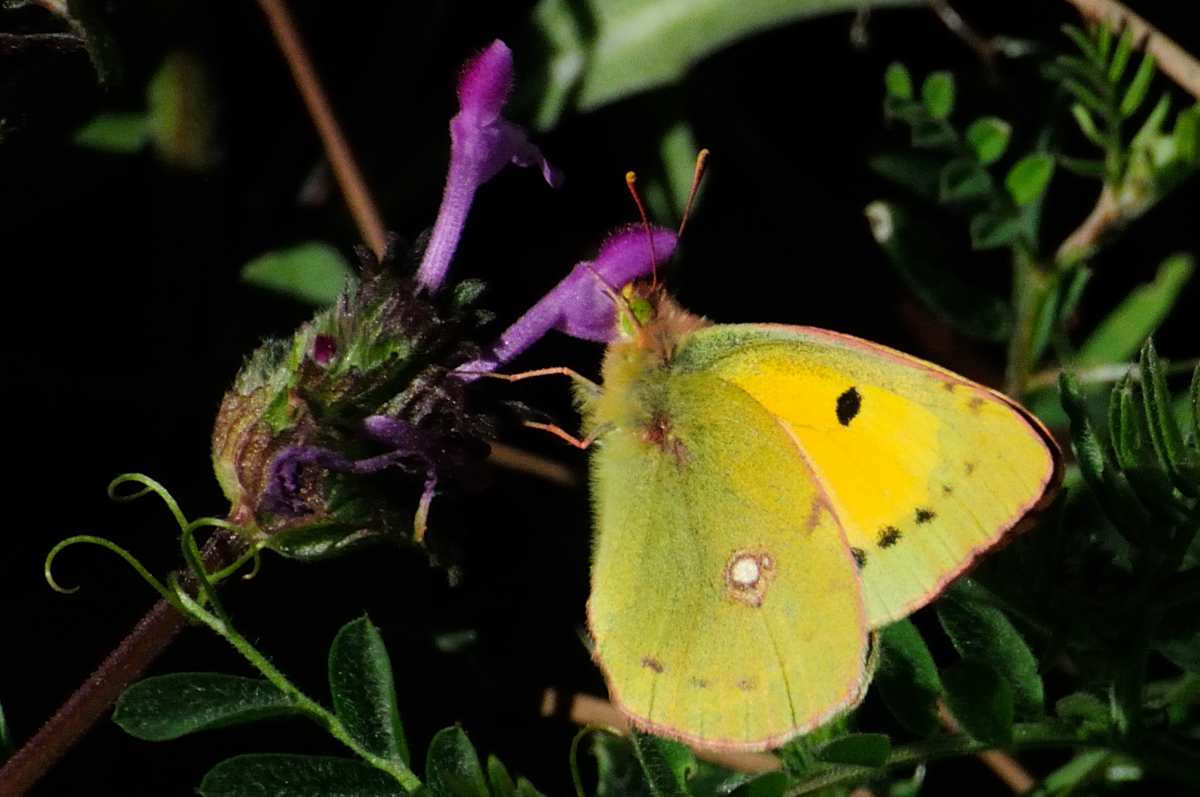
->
[625,170,659,288]
[678,148,709,237]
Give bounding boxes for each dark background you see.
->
[1,1,1196,794]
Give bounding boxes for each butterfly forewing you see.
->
[680,324,1059,628]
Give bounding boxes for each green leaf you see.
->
[1140,340,1198,498]
[426,727,489,797]
[1077,254,1195,365]
[1109,26,1135,84]
[241,243,354,306]
[487,756,516,797]
[1070,103,1106,147]
[875,619,943,735]
[941,659,1013,746]
[921,71,955,120]
[200,754,407,797]
[147,51,219,171]
[329,618,409,766]
[528,0,926,128]
[1063,25,1102,66]
[113,673,300,741]
[727,771,786,797]
[1174,105,1200,166]
[630,729,696,797]
[936,580,1044,717]
[1120,51,1157,118]
[1058,372,1153,536]
[885,62,913,100]
[939,158,994,201]
[815,734,890,767]
[1005,154,1054,206]
[73,112,150,153]
[965,117,1011,164]
[1055,692,1111,738]
[969,208,1022,250]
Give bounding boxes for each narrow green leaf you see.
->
[1054,55,1108,91]
[728,771,786,797]
[1059,372,1149,536]
[200,754,407,797]
[1096,22,1112,63]
[875,619,943,735]
[514,777,548,797]
[816,734,891,767]
[329,618,408,765]
[1040,751,1117,795]
[1005,154,1054,206]
[885,62,913,100]
[941,659,1014,745]
[965,117,1011,164]
[630,729,696,797]
[1063,25,1101,63]
[487,755,517,797]
[426,727,489,797]
[1129,93,1172,152]
[1109,27,1135,83]
[1077,254,1195,365]
[241,243,354,306]
[1064,77,1113,121]
[937,580,1043,717]
[939,158,994,201]
[74,112,150,153]
[1174,105,1200,166]
[1140,340,1196,498]
[921,72,955,120]
[884,96,926,125]
[1120,51,1157,118]
[1070,103,1107,147]
[969,208,1022,249]
[529,0,926,128]
[113,673,300,741]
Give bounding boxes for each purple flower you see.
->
[263,417,488,542]
[416,40,561,293]
[465,225,677,374]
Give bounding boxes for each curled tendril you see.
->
[569,724,625,797]
[45,535,173,602]
[107,473,189,532]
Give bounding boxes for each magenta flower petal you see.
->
[468,225,676,373]
[417,40,560,293]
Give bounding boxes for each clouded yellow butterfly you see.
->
[579,282,1061,752]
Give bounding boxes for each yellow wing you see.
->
[677,324,1061,629]
[588,371,871,751]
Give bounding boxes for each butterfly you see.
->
[577,282,1062,752]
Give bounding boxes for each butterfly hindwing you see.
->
[588,369,871,751]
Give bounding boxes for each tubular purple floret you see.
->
[416,40,561,294]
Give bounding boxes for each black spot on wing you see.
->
[836,387,862,427]
[850,547,867,568]
[641,656,664,673]
[915,507,936,524]
[877,526,902,548]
